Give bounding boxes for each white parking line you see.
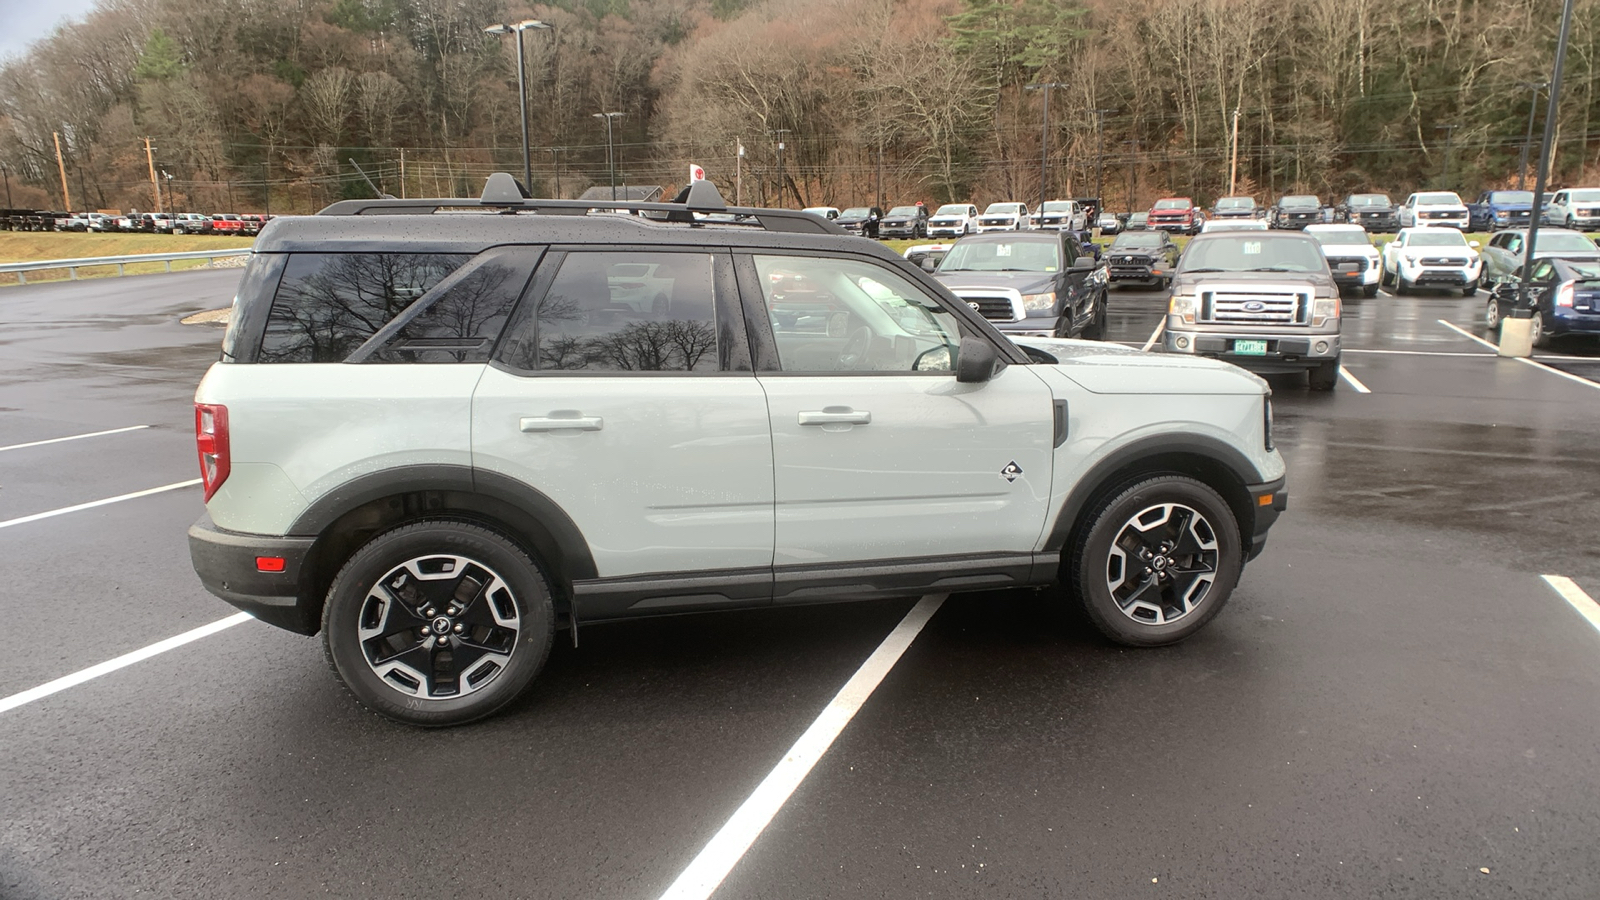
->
[658,594,947,900]
[0,479,202,531]
[1437,319,1600,393]
[1541,575,1600,637]
[0,612,253,715]
[0,424,149,454]
[1337,366,1371,393]
[1140,319,1166,352]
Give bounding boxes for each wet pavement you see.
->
[2,270,1599,899]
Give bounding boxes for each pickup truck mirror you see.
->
[955,335,999,384]
[1069,256,1096,271]
[1469,240,1481,249]
[919,256,938,272]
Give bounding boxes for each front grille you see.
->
[1419,257,1468,267]
[1200,289,1308,325]
[1327,256,1368,272]
[978,218,1012,226]
[960,295,1018,321]
[1582,208,1600,216]
[1422,210,1459,219]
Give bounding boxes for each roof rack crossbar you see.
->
[316,173,837,235]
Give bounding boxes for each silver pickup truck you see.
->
[1163,231,1342,391]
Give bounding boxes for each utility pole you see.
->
[1023,83,1068,213]
[735,140,744,206]
[1516,82,1547,191]
[163,170,175,213]
[592,111,623,200]
[1122,139,1141,213]
[144,137,162,213]
[2,162,12,207]
[1092,107,1115,203]
[398,148,406,199]
[1435,124,1459,189]
[546,147,565,198]
[1229,107,1242,195]
[53,132,71,210]
[769,128,791,207]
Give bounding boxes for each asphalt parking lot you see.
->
[3,268,1600,899]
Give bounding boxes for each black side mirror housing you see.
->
[956,335,999,383]
[1070,255,1096,271]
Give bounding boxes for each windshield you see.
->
[1310,227,1371,245]
[983,203,1021,214]
[1129,212,1148,221]
[1536,232,1598,252]
[888,206,919,216]
[1215,198,1254,209]
[934,204,968,216]
[1153,199,1191,210]
[937,238,1061,272]
[1042,201,1074,212]
[1404,231,1468,247]
[1416,192,1463,206]
[1569,189,1600,202]
[1349,194,1391,207]
[1111,233,1164,249]
[1489,191,1535,204]
[1180,236,1326,273]
[1281,196,1319,208]
[840,208,871,217]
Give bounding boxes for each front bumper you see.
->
[1246,477,1288,560]
[1108,263,1159,283]
[1149,219,1192,233]
[1400,266,1477,286]
[989,316,1061,337]
[1165,327,1341,373]
[189,513,319,634]
[1353,214,1398,231]
[880,223,920,237]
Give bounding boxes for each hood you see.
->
[936,271,1055,294]
[1008,337,1267,395]
[1320,243,1381,254]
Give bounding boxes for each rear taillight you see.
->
[195,403,230,502]
[1556,282,1575,307]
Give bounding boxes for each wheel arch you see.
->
[290,465,597,622]
[1043,435,1261,561]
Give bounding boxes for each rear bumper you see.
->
[189,513,319,635]
[1246,477,1288,560]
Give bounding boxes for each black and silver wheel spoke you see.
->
[358,555,521,700]
[1105,502,1220,626]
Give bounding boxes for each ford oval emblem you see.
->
[1243,300,1267,312]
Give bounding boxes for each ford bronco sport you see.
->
[188,174,1287,726]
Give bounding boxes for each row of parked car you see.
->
[1089,188,1600,236]
[801,200,1100,239]
[0,209,270,235]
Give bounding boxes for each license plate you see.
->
[1233,340,1268,355]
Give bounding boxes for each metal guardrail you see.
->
[0,248,252,284]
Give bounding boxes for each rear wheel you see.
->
[322,520,555,727]
[1068,476,1242,647]
[1531,313,1551,348]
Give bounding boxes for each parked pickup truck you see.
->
[1468,191,1535,232]
[1148,197,1204,234]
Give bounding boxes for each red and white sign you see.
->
[688,164,705,182]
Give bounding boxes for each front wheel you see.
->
[322,520,555,727]
[1395,276,1412,295]
[1308,358,1339,391]
[1068,476,1242,647]
[1081,295,1108,340]
[1461,280,1479,297]
[1485,297,1502,331]
[1362,283,1379,298]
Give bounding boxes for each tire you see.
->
[1531,313,1550,348]
[1380,267,1393,289]
[1484,297,1501,332]
[322,520,555,727]
[1308,358,1339,391]
[1082,294,1108,341]
[1461,280,1479,297]
[1067,475,1242,647]
[1566,215,1577,231]
[1362,284,1379,298]
[1395,276,1412,296]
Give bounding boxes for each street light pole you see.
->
[593,112,623,200]
[1092,107,1115,203]
[1435,124,1459,189]
[736,140,745,206]
[1122,139,1141,214]
[546,147,565,198]
[769,128,791,207]
[485,20,551,193]
[1023,83,1068,214]
[1516,82,1547,191]
[1512,0,1578,337]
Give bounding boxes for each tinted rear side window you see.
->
[259,253,468,362]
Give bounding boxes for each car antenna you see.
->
[348,159,395,200]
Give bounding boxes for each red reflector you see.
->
[256,556,286,573]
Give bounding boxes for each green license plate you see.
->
[1233,339,1268,355]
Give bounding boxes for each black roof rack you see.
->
[316,172,839,235]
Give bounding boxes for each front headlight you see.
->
[1022,291,1057,311]
[1169,294,1197,324]
[1312,295,1340,326]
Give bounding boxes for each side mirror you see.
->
[919,256,938,272]
[1469,240,1481,249]
[956,335,999,384]
[1069,255,1095,271]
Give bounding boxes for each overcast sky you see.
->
[0,0,101,61]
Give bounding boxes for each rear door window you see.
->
[258,253,469,362]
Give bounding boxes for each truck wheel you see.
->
[1362,284,1379,298]
[1068,475,1242,647]
[1395,276,1412,296]
[1461,281,1479,297]
[322,520,555,727]
[1082,295,1108,340]
[1308,358,1340,392]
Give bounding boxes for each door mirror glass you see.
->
[914,345,952,371]
[955,335,998,383]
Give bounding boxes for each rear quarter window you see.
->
[258,253,469,363]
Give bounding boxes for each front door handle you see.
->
[798,408,871,426]
[521,414,603,433]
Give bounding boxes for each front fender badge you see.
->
[1000,461,1023,482]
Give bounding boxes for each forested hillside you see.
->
[1,0,1596,214]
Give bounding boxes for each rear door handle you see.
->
[521,414,603,432]
[798,408,871,426]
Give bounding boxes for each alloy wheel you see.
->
[357,554,521,699]
[1105,503,1219,626]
